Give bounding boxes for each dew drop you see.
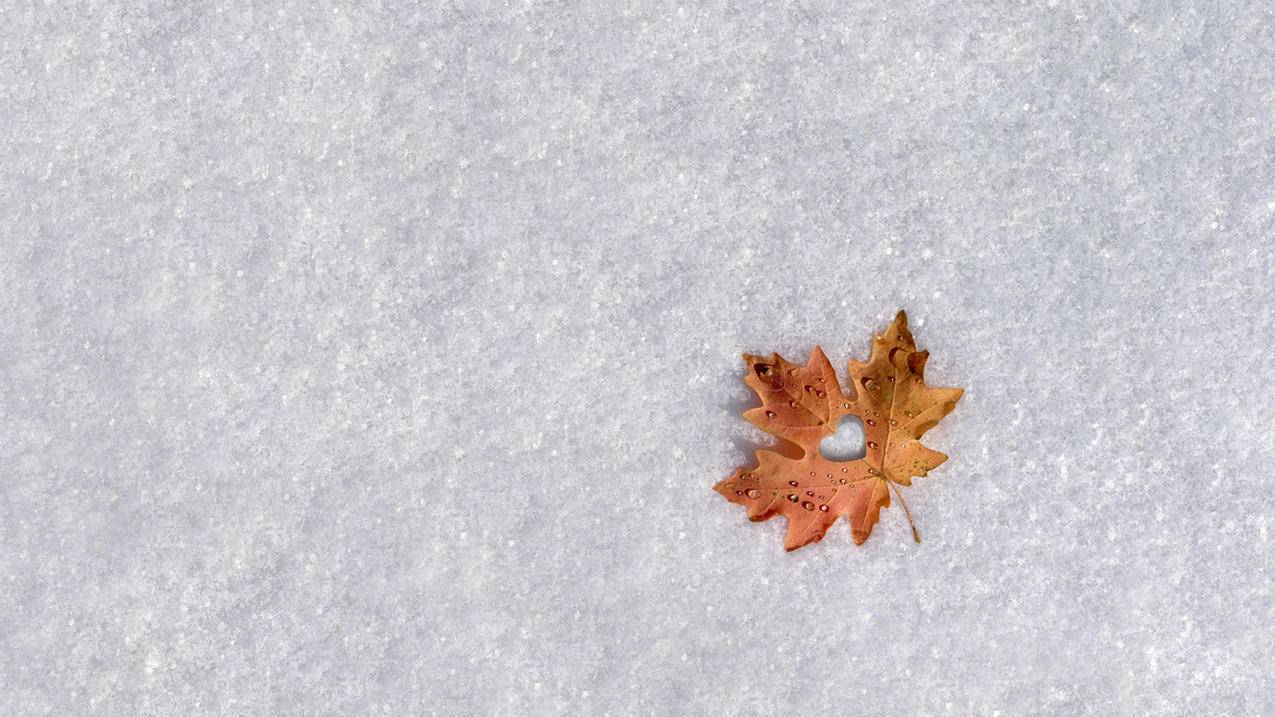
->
[788,480,799,487]
[867,441,879,450]
[889,419,898,426]
[735,490,743,496]
[843,402,851,408]
[841,467,848,473]
[806,490,815,497]
[804,384,814,394]
[860,377,879,392]
[866,418,877,427]
[819,504,829,512]
[887,376,896,382]
[745,489,761,499]
[904,411,915,418]
[787,494,800,502]
[816,389,827,398]
[801,501,816,511]
[839,478,849,484]
[788,400,797,408]
[765,410,777,419]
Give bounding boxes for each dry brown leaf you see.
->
[715,311,963,551]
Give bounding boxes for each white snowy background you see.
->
[3,1,1274,714]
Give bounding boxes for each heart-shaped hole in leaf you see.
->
[818,414,866,461]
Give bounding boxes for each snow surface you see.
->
[3,1,1275,714]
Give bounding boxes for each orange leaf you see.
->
[715,311,963,551]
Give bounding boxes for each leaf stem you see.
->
[888,481,921,543]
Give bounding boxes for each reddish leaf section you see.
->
[715,311,963,551]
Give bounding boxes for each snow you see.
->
[3,1,1274,714]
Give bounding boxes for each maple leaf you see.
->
[715,311,963,551]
